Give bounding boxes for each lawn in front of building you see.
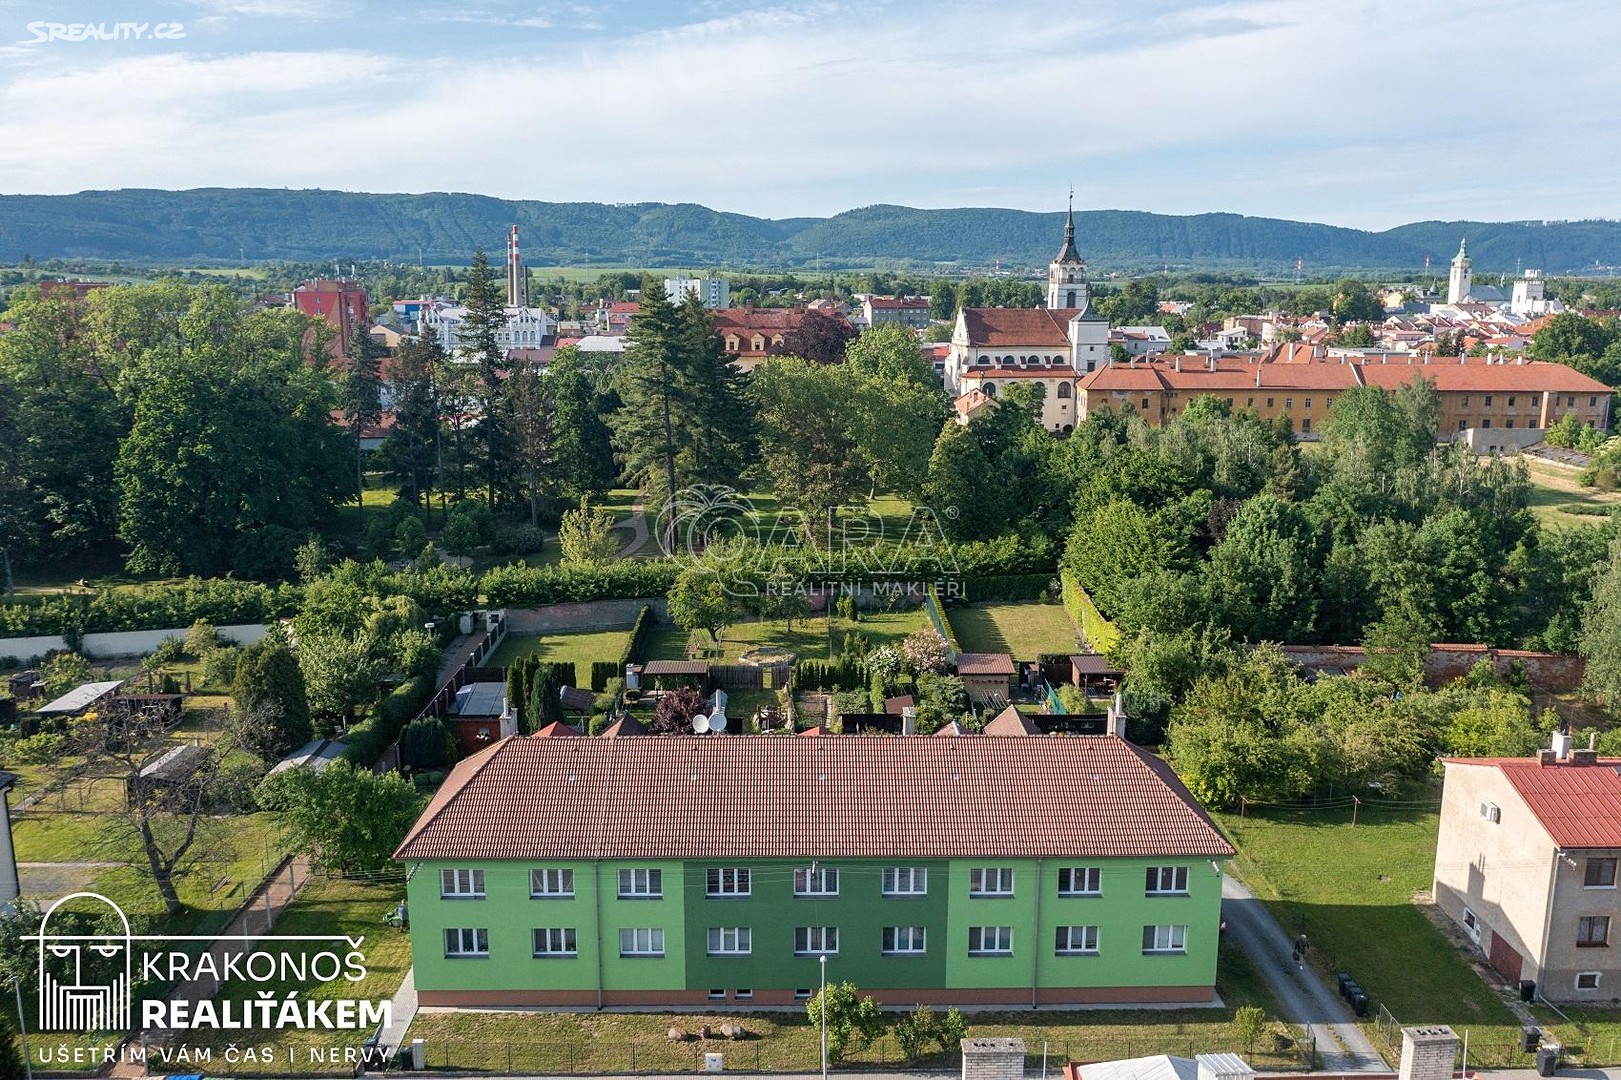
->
[948,601,1080,660]
[406,940,1299,1072]
[486,629,632,673]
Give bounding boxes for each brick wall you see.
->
[1279,645,1585,692]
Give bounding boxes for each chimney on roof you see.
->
[1107,693,1127,740]
[902,707,917,736]
[1207,355,1216,371]
[1552,730,1573,761]
[1174,356,1182,372]
[1398,1027,1459,1080]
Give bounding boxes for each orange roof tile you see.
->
[963,308,1081,348]
[394,735,1234,861]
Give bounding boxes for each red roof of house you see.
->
[884,695,915,715]
[713,308,804,332]
[1359,359,1611,394]
[984,705,1040,736]
[394,734,1234,861]
[956,652,1016,676]
[531,721,582,737]
[1447,757,1621,849]
[962,308,1082,348]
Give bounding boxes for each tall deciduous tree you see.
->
[781,308,857,364]
[1581,542,1621,710]
[232,636,312,759]
[257,761,422,874]
[502,364,554,527]
[751,357,869,531]
[558,496,619,564]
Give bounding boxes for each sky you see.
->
[0,0,1616,231]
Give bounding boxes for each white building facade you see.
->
[664,276,731,309]
[943,205,1109,434]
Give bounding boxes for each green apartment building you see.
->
[395,732,1234,1008]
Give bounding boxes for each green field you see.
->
[406,940,1298,1072]
[486,628,632,672]
[948,601,1080,659]
[643,610,928,664]
[1525,461,1621,529]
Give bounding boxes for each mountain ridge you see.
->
[0,187,1616,274]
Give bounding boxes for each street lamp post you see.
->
[819,953,828,1080]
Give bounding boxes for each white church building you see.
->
[944,203,1109,434]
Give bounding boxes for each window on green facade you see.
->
[1055,925,1099,955]
[440,869,484,898]
[967,926,1012,955]
[794,867,839,896]
[618,868,662,898]
[794,926,838,955]
[706,868,751,897]
[1142,924,1187,954]
[532,928,577,957]
[706,927,752,956]
[619,927,665,956]
[882,867,927,896]
[1057,867,1100,896]
[1145,866,1188,895]
[530,869,574,898]
[969,868,1014,897]
[882,926,926,955]
[444,928,488,957]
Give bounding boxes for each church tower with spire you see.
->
[1048,192,1089,310]
[1447,238,1473,304]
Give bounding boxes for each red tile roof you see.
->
[963,308,1082,348]
[394,735,1234,861]
[1448,757,1621,849]
[985,706,1040,736]
[531,721,581,737]
[712,308,803,333]
[599,715,646,738]
[957,652,1016,676]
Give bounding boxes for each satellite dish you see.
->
[691,713,711,734]
[709,708,728,732]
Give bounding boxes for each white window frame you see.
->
[618,868,663,899]
[1056,925,1100,956]
[882,926,927,955]
[794,866,839,897]
[530,868,574,899]
[619,927,665,957]
[969,867,1014,897]
[1146,866,1189,896]
[1058,867,1101,897]
[440,868,485,899]
[968,926,1013,956]
[1577,971,1602,990]
[706,927,753,957]
[1462,907,1482,944]
[531,928,577,957]
[444,927,489,958]
[706,868,752,898]
[1143,924,1187,954]
[734,989,753,1001]
[793,926,839,956]
[882,867,928,897]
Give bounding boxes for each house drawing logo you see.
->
[36,892,133,1033]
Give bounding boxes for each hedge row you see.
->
[591,605,655,691]
[342,674,434,766]
[0,578,303,638]
[1060,569,1121,655]
[481,562,679,607]
[795,656,865,692]
[963,574,1054,603]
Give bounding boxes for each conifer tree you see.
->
[457,248,511,507]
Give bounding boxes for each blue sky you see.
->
[0,0,1616,230]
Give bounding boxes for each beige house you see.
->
[1434,734,1621,1001]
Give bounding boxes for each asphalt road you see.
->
[1221,874,1388,1072]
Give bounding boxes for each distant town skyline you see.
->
[0,0,1616,232]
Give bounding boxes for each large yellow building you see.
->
[1077,348,1612,443]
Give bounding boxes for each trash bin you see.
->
[1336,972,1354,998]
[1343,979,1363,1004]
[1536,1043,1560,1077]
[1521,979,1537,1003]
[1350,990,1369,1017]
[1521,1026,1541,1053]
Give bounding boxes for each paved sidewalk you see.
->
[1220,875,1387,1072]
[375,966,418,1053]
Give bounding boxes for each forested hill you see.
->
[0,187,1617,273]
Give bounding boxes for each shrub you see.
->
[11,732,64,764]
[1231,1005,1268,1052]
[41,652,90,697]
[492,523,547,557]
[399,716,457,770]
[590,660,619,692]
[184,619,219,658]
[901,630,950,675]
[806,981,884,1063]
[200,646,240,690]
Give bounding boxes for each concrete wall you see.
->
[1280,644,1585,693]
[0,623,267,663]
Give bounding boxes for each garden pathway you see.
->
[1221,874,1387,1071]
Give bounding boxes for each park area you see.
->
[1215,796,1621,1067]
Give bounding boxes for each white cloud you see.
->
[0,0,1616,233]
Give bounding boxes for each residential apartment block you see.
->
[1435,735,1621,1001]
[395,734,1233,1008]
